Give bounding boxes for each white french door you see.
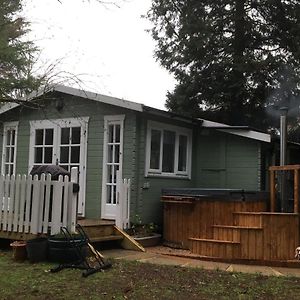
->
[101,115,124,220]
[29,117,89,216]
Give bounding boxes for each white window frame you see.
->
[145,121,192,179]
[1,121,19,175]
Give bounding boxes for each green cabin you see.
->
[0,85,273,227]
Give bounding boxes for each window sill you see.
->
[145,173,191,180]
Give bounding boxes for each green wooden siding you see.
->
[0,95,138,220]
[194,130,261,190]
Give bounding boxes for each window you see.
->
[1,122,18,175]
[146,121,192,178]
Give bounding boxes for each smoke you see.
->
[265,65,300,120]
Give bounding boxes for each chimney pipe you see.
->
[279,107,288,212]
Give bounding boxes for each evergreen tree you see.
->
[0,0,41,104]
[147,0,300,129]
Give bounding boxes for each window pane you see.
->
[5,164,10,175]
[44,147,53,163]
[71,127,81,144]
[35,129,43,145]
[61,128,70,145]
[108,145,113,163]
[178,135,188,172]
[60,147,69,163]
[115,125,120,143]
[6,131,11,145]
[107,165,113,183]
[5,147,10,163]
[112,185,117,204]
[11,130,15,145]
[45,129,53,145]
[162,130,175,173]
[114,165,119,183]
[114,145,120,163]
[108,125,114,143]
[106,185,112,204]
[34,148,43,163]
[71,146,80,163]
[150,130,161,170]
[10,148,14,163]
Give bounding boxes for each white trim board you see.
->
[200,119,271,143]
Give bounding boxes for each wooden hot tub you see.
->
[161,188,299,262]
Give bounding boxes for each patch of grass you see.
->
[1,251,300,299]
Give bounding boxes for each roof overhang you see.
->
[0,84,143,115]
[200,119,271,143]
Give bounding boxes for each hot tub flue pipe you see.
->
[279,106,288,212]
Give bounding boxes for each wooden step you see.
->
[189,237,240,259]
[78,219,115,239]
[233,212,263,227]
[212,225,262,242]
[89,234,123,243]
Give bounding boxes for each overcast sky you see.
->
[23,0,176,110]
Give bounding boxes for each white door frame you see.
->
[29,117,89,216]
[101,115,125,220]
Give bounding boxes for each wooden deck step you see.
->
[78,219,116,238]
[189,237,241,259]
[89,234,123,243]
[189,238,240,244]
[233,212,263,227]
[78,219,145,252]
[212,225,263,242]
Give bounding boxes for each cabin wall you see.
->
[0,95,139,220]
[193,129,263,190]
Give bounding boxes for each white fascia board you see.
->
[218,129,271,143]
[0,103,19,115]
[200,118,270,143]
[200,119,230,128]
[0,84,143,115]
[53,85,143,112]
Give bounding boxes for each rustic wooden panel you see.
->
[163,196,266,248]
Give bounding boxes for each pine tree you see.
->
[0,0,41,104]
[147,0,300,129]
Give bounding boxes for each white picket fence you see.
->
[0,167,78,236]
[116,171,131,229]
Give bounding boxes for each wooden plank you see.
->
[42,175,52,234]
[294,169,299,214]
[51,176,63,235]
[2,175,10,231]
[24,175,32,233]
[269,165,300,171]
[62,175,69,228]
[0,175,4,228]
[7,175,15,232]
[67,167,78,233]
[38,174,46,233]
[13,175,21,232]
[30,175,41,234]
[18,175,27,233]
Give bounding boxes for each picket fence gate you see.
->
[116,171,131,229]
[0,167,78,236]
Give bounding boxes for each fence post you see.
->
[67,167,78,233]
[31,175,41,234]
[115,170,122,228]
